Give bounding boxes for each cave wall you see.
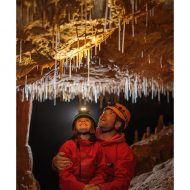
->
[131,125,173,176]
[16,91,40,189]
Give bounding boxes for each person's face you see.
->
[98,109,117,131]
[75,117,92,133]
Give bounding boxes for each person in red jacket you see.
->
[53,103,135,190]
[58,111,105,190]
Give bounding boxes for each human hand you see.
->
[83,184,101,190]
[52,152,72,171]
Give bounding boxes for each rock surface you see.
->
[129,158,173,190]
[131,125,173,175]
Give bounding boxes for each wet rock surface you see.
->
[129,158,173,190]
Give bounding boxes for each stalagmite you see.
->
[134,129,139,143]
[156,115,164,133]
[142,132,146,140]
[146,126,151,138]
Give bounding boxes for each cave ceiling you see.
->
[16,0,173,103]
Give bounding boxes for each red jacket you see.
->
[96,128,136,190]
[59,138,105,190]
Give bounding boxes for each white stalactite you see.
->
[122,21,126,54]
[118,17,121,51]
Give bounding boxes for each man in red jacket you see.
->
[53,103,135,190]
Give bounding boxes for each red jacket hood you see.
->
[95,127,126,146]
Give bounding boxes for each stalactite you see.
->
[95,45,97,55]
[87,49,90,83]
[118,17,121,51]
[68,11,71,21]
[134,76,137,103]
[151,78,154,99]
[131,0,134,14]
[158,88,160,102]
[54,60,57,106]
[90,48,93,59]
[148,54,151,64]
[125,77,129,100]
[81,3,83,20]
[25,75,28,101]
[26,4,29,25]
[146,3,148,27]
[99,44,101,51]
[135,0,138,11]
[104,1,108,31]
[152,7,155,16]
[69,58,72,78]
[109,7,112,29]
[19,40,22,64]
[132,21,135,37]
[85,0,87,20]
[167,87,170,103]
[141,50,144,58]
[22,88,24,102]
[89,7,92,20]
[122,21,126,54]
[160,56,163,68]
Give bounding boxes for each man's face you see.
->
[75,117,92,133]
[98,109,117,131]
